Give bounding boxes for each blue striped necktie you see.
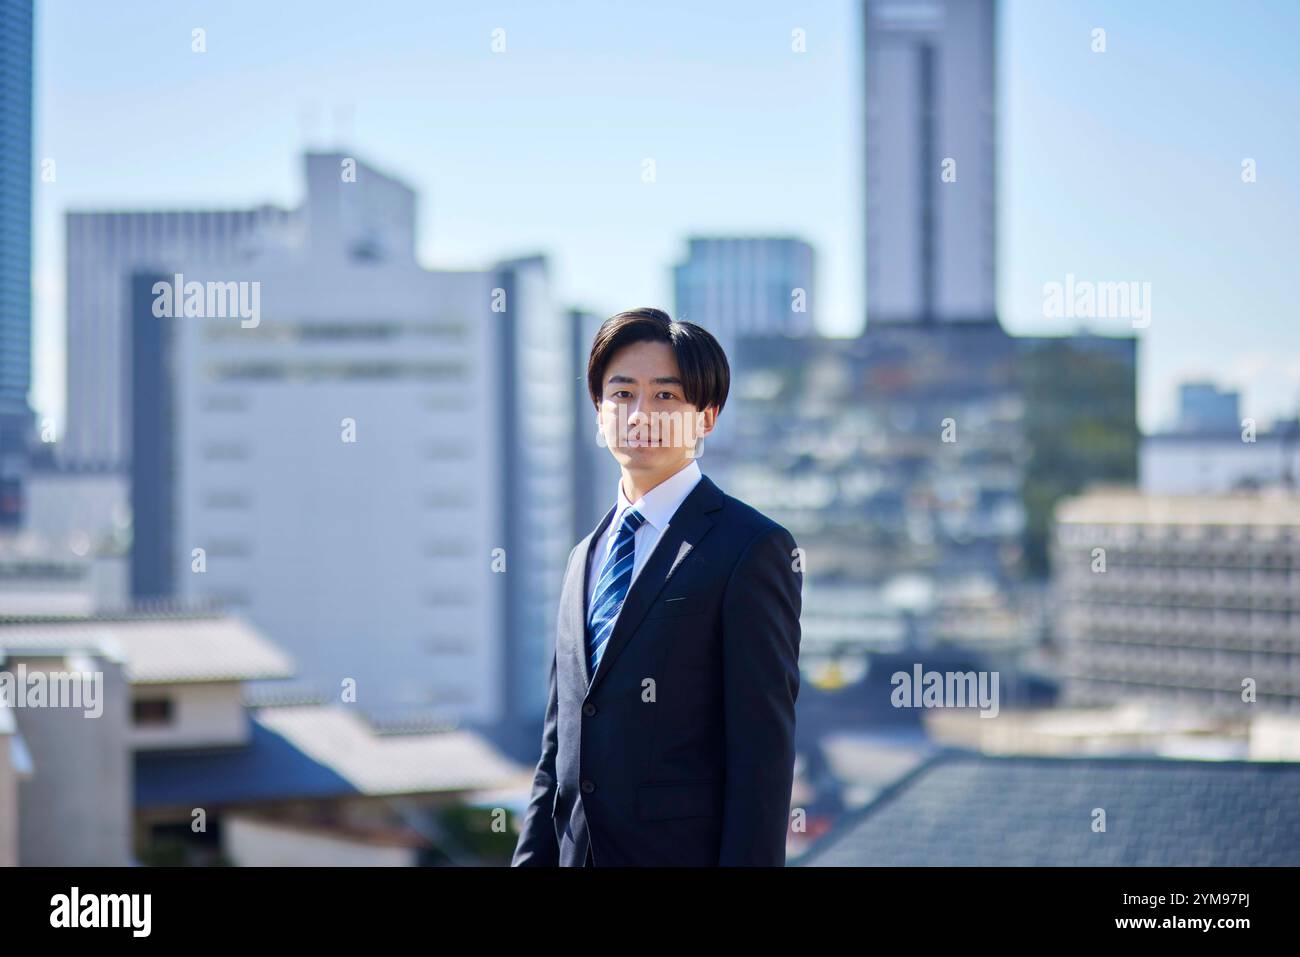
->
[587,507,647,676]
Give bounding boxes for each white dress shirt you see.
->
[586,458,703,616]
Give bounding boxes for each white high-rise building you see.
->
[64,206,296,470]
[126,152,570,726]
[864,0,997,324]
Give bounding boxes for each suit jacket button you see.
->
[580,780,595,794]
[582,702,596,717]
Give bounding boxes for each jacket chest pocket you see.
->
[644,592,705,620]
[636,780,722,821]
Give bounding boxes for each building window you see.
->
[203,490,252,509]
[133,697,174,727]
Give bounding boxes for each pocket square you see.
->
[665,541,694,580]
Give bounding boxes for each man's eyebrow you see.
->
[606,374,683,385]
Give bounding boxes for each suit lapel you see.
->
[587,474,724,696]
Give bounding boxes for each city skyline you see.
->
[3,0,1300,878]
[26,0,1300,440]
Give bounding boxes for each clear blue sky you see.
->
[30,0,1300,433]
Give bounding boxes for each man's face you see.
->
[596,339,716,474]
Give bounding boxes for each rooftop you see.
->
[136,703,529,807]
[797,749,1300,866]
[1055,488,1300,526]
[0,608,294,684]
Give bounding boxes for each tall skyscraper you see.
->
[863,0,997,325]
[0,0,35,525]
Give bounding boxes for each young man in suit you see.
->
[511,307,803,867]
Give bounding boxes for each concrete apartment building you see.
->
[1052,489,1300,715]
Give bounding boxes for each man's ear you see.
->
[696,405,718,438]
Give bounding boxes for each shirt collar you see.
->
[614,459,702,533]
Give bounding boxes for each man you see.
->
[511,307,803,867]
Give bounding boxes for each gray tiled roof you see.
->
[0,611,293,684]
[797,749,1300,866]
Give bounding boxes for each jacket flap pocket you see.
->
[636,781,721,821]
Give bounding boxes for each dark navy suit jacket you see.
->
[511,472,803,867]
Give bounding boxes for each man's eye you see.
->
[658,392,677,400]
[612,391,632,399]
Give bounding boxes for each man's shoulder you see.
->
[711,483,794,550]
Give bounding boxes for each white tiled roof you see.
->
[0,626,122,663]
[0,614,294,684]
[254,704,531,795]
